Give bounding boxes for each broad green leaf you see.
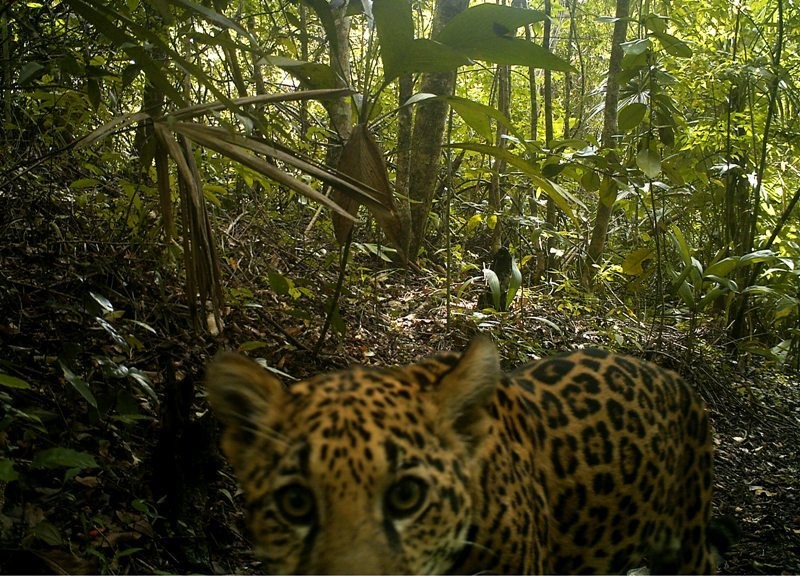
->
[438,3,548,45]
[459,38,572,71]
[599,177,618,208]
[70,178,101,190]
[166,0,254,41]
[618,102,647,132]
[384,39,470,80]
[268,271,291,296]
[482,269,502,310]
[622,248,655,276]
[127,369,158,403]
[60,361,98,409]
[238,341,269,352]
[636,147,661,178]
[652,30,692,58]
[447,98,496,141]
[743,285,777,297]
[374,0,468,80]
[0,459,19,481]
[19,62,45,85]
[32,521,63,546]
[774,296,798,320]
[704,257,739,278]
[740,249,776,265]
[96,317,127,349]
[436,4,569,70]
[581,169,600,192]
[436,5,571,71]
[676,278,695,307]
[373,0,413,51]
[643,14,668,34]
[265,55,342,90]
[670,224,691,265]
[704,275,739,293]
[403,93,437,107]
[87,78,101,111]
[31,447,98,470]
[330,306,346,335]
[621,38,651,56]
[0,373,31,390]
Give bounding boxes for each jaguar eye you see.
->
[275,484,315,524]
[385,477,428,518]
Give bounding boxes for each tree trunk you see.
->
[543,0,556,273]
[489,63,510,254]
[404,0,470,260]
[584,0,630,286]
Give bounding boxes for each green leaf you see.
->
[621,38,651,56]
[618,102,647,132]
[385,39,470,80]
[739,249,776,265]
[0,458,19,481]
[435,4,570,70]
[265,55,342,90]
[447,98,495,141]
[636,147,661,178]
[374,0,468,80]
[32,521,63,546]
[670,224,692,265]
[238,341,269,352]
[330,306,346,335]
[704,275,739,293]
[297,0,344,57]
[622,248,655,276]
[60,362,98,409]
[652,30,692,58]
[437,5,571,71]
[0,373,31,390]
[87,78,101,111]
[581,169,600,192]
[268,271,291,296]
[482,269,502,310]
[599,177,618,208]
[70,178,101,190]
[704,257,739,279]
[31,447,98,470]
[643,13,668,34]
[19,62,45,85]
[438,3,548,44]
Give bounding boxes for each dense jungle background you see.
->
[1,0,799,573]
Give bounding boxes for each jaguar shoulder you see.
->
[206,337,728,574]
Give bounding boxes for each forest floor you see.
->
[1,197,799,574]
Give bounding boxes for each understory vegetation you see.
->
[1,0,798,573]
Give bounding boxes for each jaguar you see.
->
[206,337,728,574]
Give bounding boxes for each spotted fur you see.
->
[206,337,718,574]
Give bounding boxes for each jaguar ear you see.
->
[435,336,501,447]
[205,352,286,452]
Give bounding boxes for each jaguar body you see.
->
[206,337,721,574]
